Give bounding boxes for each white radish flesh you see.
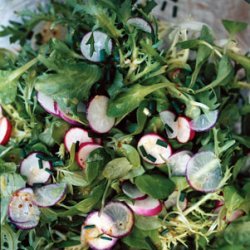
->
[81,211,117,250]
[128,196,162,216]
[87,96,115,134]
[186,151,222,193]
[77,143,102,169]
[0,117,12,145]
[137,134,172,165]
[33,183,67,207]
[176,117,194,143]
[121,181,147,200]
[64,128,93,152]
[8,188,40,223]
[160,110,178,139]
[20,153,51,186]
[99,202,134,238]
[127,17,152,33]
[37,92,59,116]
[80,31,112,62]
[167,151,192,176]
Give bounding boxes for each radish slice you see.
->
[186,151,222,193]
[128,196,162,216]
[0,117,12,145]
[8,188,40,224]
[160,110,178,139]
[164,191,187,211]
[137,134,172,165]
[37,92,59,116]
[87,96,115,134]
[57,106,81,126]
[33,183,67,207]
[190,110,219,132]
[80,31,112,62]
[167,151,192,176]
[127,17,152,33]
[64,128,93,152]
[20,153,52,186]
[13,218,40,230]
[121,181,147,200]
[176,117,194,143]
[76,142,102,169]
[81,211,117,250]
[100,202,134,238]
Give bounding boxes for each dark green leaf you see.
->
[135,174,175,199]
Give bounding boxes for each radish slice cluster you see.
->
[164,191,188,211]
[64,127,93,152]
[137,133,172,165]
[0,116,12,145]
[20,153,52,186]
[81,212,117,250]
[186,151,222,193]
[167,150,192,176]
[87,95,115,134]
[80,31,112,62]
[160,110,195,143]
[128,196,162,217]
[33,183,67,207]
[8,188,40,229]
[77,142,102,168]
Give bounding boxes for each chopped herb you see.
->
[164,123,174,134]
[38,159,43,169]
[100,236,113,241]
[84,224,96,229]
[45,168,53,175]
[179,192,186,202]
[156,139,169,148]
[146,154,157,162]
[52,160,64,167]
[160,228,169,236]
[139,145,148,157]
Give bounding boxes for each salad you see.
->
[1,1,250,249]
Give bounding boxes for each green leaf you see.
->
[119,144,141,168]
[0,160,16,174]
[36,57,102,102]
[223,186,244,213]
[86,148,110,183]
[107,82,169,118]
[1,224,20,250]
[122,227,160,250]
[40,208,58,222]
[222,19,248,36]
[195,56,234,93]
[107,70,124,97]
[86,32,96,57]
[224,219,250,246]
[135,215,162,231]
[233,135,250,148]
[232,157,248,180]
[103,157,133,179]
[61,171,89,187]
[132,101,148,135]
[135,174,175,199]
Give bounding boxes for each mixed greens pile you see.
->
[1,0,250,249]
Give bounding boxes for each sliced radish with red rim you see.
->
[14,218,40,230]
[33,183,67,207]
[64,127,93,152]
[58,105,82,126]
[80,31,112,62]
[128,196,162,216]
[87,96,115,134]
[137,134,172,165]
[186,151,222,193]
[37,92,59,116]
[0,117,12,145]
[164,191,187,211]
[160,110,177,139]
[76,142,102,169]
[127,17,152,33]
[81,211,117,250]
[176,117,194,143]
[8,188,40,224]
[167,151,192,176]
[121,181,147,200]
[99,202,134,238]
[190,110,219,132]
[20,153,52,186]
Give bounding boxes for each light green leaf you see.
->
[135,215,162,230]
[222,19,248,36]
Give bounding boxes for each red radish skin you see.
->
[121,181,147,201]
[57,106,82,126]
[13,219,40,230]
[0,117,12,145]
[64,127,93,152]
[128,196,163,216]
[137,133,172,165]
[20,152,52,186]
[37,92,59,116]
[81,211,117,250]
[77,142,102,168]
[87,95,115,134]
